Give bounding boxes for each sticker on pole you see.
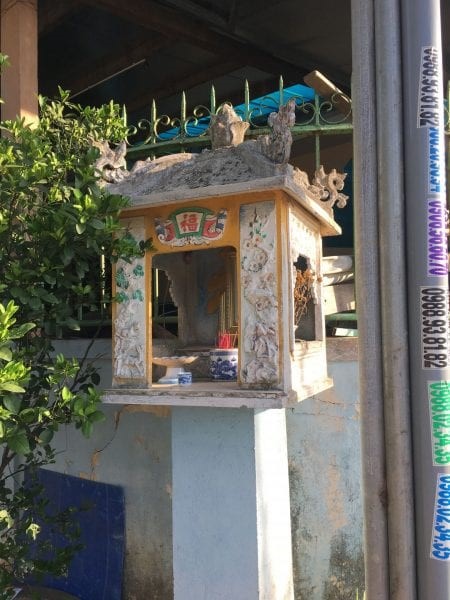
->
[428,382,450,466]
[427,130,445,195]
[431,473,450,561]
[420,287,449,369]
[417,46,440,128]
[427,198,448,276]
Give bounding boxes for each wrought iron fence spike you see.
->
[181,91,187,122]
[210,85,216,115]
[244,79,250,122]
[151,99,157,122]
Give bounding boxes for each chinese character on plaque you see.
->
[155,207,228,247]
[176,211,202,234]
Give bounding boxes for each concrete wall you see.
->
[48,338,363,600]
[288,341,364,599]
[50,340,174,600]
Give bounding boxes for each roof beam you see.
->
[78,0,306,82]
[125,56,244,114]
[53,33,172,97]
[38,0,80,36]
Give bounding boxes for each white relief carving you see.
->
[244,290,277,314]
[258,98,296,164]
[114,303,145,378]
[245,322,278,358]
[311,166,348,211]
[292,165,348,214]
[240,201,279,386]
[241,247,269,272]
[113,220,146,380]
[244,358,278,385]
[210,104,249,150]
[92,140,128,183]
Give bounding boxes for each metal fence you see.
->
[82,75,449,335]
[125,76,353,168]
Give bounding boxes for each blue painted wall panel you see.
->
[32,469,125,600]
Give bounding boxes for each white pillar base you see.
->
[172,407,294,600]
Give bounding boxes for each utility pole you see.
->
[401,0,450,597]
[353,0,450,598]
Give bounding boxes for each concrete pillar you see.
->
[171,407,294,600]
[0,0,38,122]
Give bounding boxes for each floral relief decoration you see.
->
[240,202,279,386]
[114,228,146,380]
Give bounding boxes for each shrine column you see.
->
[171,407,294,600]
[0,0,38,123]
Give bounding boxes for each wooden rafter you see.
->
[54,33,172,97]
[125,56,244,113]
[78,0,307,82]
[38,0,80,36]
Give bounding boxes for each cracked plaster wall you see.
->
[48,340,174,600]
[287,359,364,599]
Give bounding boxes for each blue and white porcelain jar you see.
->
[209,349,238,381]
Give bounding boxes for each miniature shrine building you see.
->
[102,102,347,408]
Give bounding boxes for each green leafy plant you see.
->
[0,301,85,594]
[0,59,143,597]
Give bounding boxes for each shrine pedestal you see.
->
[171,406,294,600]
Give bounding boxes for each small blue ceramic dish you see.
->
[178,372,193,385]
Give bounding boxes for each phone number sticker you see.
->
[429,382,450,466]
[421,287,449,369]
[431,473,450,561]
